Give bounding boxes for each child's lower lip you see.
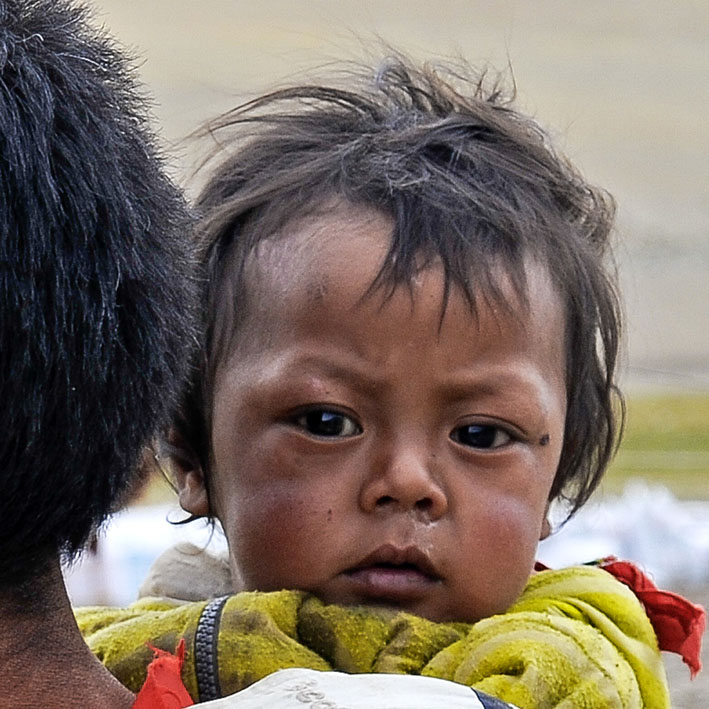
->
[344,565,440,599]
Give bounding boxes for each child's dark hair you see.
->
[0,0,197,589]
[181,56,622,519]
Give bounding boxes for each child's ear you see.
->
[539,501,552,540]
[166,428,211,518]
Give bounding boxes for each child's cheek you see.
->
[228,477,336,591]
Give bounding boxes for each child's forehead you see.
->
[250,205,390,292]
[241,202,559,326]
[215,218,568,430]
[212,202,568,404]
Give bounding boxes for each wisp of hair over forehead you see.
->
[184,56,622,519]
[0,0,198,589]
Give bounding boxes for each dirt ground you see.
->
[664,585,708,708]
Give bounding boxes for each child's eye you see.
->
[450,424,512,449]
[292,408,362,438]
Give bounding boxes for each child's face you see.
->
[179,205,568,623]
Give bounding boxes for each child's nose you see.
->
[359,445,448,521]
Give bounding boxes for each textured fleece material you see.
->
[77,565,670,709]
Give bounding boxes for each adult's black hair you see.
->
[180,56,622,520]
[0,0,197,588]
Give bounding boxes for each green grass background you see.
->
[602,393,709,500]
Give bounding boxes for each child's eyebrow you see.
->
[434,371,562,415]
[268,352,558,404]
[272,353,384,394]
[438,374,545,400]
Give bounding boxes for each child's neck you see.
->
[0,559,135,709]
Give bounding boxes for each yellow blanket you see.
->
[77,565,670,708]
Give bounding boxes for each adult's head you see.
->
[0,0,197,593]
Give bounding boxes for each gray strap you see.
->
[194,594,230,702]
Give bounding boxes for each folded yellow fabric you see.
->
[76,565,670,708]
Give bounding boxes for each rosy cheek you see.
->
[231,490,324,586]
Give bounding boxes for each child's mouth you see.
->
[343,545,442,602]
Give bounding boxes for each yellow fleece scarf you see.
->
[77,565,670,708]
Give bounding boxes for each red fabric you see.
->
[599,558,706,678]
[535,557,706,678]
[132,638,194,708]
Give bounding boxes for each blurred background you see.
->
[66,2,707,703]
[82,0,708,390]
